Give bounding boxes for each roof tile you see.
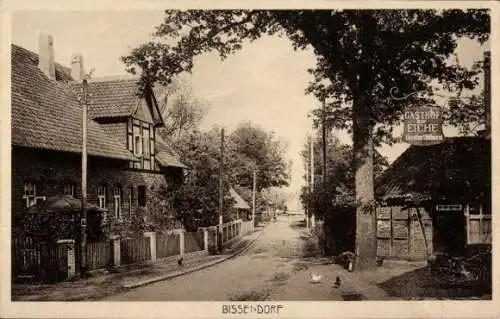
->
[70,76,141,119]
[11,44,135,161]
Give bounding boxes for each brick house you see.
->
[11,34,187,238]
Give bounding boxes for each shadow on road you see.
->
[377,265,492,300]
[288,218,307,230]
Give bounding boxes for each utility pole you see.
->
[310,133,315,229]
[252,167,256,231]
[305,148,310,229]
[322,95,327,185]
[484,51,491,138]
[79,76,89,273]
[218,128,224,251]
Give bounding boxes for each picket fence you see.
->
[12,219,254,282]
[121,237,152,265]
[156,232,180,258]
[85,240,113,270]
[184,231,205,253]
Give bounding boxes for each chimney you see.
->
[71,53,84,81]
[484,51,491,139]
[38,32,56,80]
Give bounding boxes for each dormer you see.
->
[70,74,165,171]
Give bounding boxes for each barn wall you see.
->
[376,206,433,260]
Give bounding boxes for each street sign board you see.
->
[436,204,462,211]
[402,106,444,146]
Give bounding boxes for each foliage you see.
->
[228,122,291,191]
[162,123,290,229]
[299,134,389,219]
[14,211,105,243]
[165,129,235,230]
[156,77,209,142]
[444,92,486,136]
[14,212,78,243]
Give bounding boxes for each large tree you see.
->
[166,128,235,230]
[228,122,291,191]
[122,9,489,270]
[155,78,209,142]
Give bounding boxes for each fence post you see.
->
[202,228,209,252]
[212,226,217,249]
[57,239,75,279]
[179,229,185,257]
[110,235,121,267]
[144,232,156,262]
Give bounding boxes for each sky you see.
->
[11,10,489,197]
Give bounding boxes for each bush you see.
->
[317,207,356,256]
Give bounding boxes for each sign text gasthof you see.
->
[402,106,444,146]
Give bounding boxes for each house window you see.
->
[143,127,150,156]
[134,135,142,156]
[97,185,107,209]
[113,186,122,219]
[138,185,146,207]
[63,183,75,197]
[23,182,36,208]
[467,203,492,244]
[128,187,134,219]
[150,136,155,156]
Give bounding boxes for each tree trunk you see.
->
[352,92,377,271]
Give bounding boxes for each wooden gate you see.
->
[12,237,67,283]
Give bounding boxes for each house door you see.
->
[433,206,466,256]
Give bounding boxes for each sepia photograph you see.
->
[1,1,497,318]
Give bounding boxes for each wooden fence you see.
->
[120,237,151,265]
[222,222,240,243]
[85,240,113,270]
[240,220,253,237]
[156,233,180,258]
[12,219,253,282]
[184,231,205,253]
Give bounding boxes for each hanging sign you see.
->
[402,106,444,146]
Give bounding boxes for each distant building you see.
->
[229,187,251,220]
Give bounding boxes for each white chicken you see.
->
[309,272,323,284]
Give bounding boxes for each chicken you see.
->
[376,256,384,266]
[458,263,474,280]
[334,276,341,288]
[177,256,183,267]
[309,272,323,283]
